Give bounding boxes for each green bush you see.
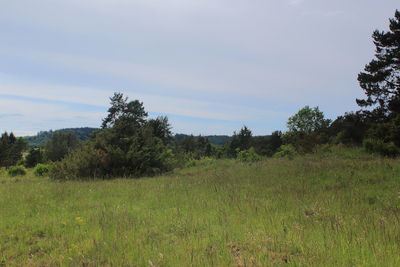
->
[363,138,400,157]
[7,166,27,177]
[236,147,262,162]
[274,144,298,159]
[33,164,51,177]
[50,135,177,181]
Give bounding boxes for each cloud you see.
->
[0,73,290,123]
[1,0,399,135]
[289,0,305,7]
[0,113,23,118]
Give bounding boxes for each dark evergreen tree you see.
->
[237,126,252,151]
[226,126,253,157]
[329,112,370,145]
[25,148,45,168]
[147,116,173,145]
[357,10,400,119]
[45,131,80,161]
[50,93,174,180]
[102,92,147,135]
[0,132,27,167]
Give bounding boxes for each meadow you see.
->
[1,148,400,266]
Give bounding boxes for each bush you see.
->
[49,143,108,180]
[33,164,50,177]
[7,166,27,177]
[363,138,400,157]
[274,144,298,159]
[236,147,262,162]
[50,135,177,181]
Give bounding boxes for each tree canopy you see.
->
[287,106,330,133]
[0,132,27,167]
[357,10,400,119]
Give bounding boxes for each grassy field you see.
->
[1,149,400,266]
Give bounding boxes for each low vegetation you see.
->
[1,149,399,266]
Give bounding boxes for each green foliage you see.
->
[357,10,400,118]
[363,138,400,157]
[236,147,262,162]
[24,148,45,168]
[287,106,331,133]
[50,93,176,180]
[174,134,231,146]
[49,143,106,180]
[226,126,253,157]
[361,114,400,157]
[330,112,369,145]
[101,92,147,133]
[176,135,214,159]
[24,128,98,148]
[147,116,173,145]
[45,131,80,162]
[7,166,27,177]
[33,164,50,177]
[367,114,400,146]
[274,144,298,159]
[251,131,283,157]
[0,132,27,167]
[284,106,331,153]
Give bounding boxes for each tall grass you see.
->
[1,150,400,266]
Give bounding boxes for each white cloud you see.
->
[1,0,399,135]
[0,73,290,124]
[289,0,305,7]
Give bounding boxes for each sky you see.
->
[0,0,399,136]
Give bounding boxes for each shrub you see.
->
[50,135,177,181]
[49,143,108,180]
[33,164,50,177]
[7,166,27,177]
[236,147,262,162]
[363,138,400,157]
[274,144,298,159]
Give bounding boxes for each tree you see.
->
[45,131,79,161]
[252,131,283,156]
[329,112,369,145]
[147,116,173,145]
[287,106,330,133]
[50,93,175,180]
[102,92,147,135]
[25,148,45,168]
[357,10,400,119]
[0,132,27,167]
[226,126,253,157]
[284,106,330,153]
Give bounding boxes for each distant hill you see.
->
[174,134,231,146]
[24,128,233,147]
[24,127,99,147]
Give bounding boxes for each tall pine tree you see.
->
[357,10,400,120]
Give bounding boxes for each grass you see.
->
[1,150,400,266]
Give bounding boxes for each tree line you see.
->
[1,10,399,179]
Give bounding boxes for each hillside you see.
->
[25,129,233,147]
[1,149,399,265]
[24,127,99,147]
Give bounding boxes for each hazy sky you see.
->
[0,0,398,136]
